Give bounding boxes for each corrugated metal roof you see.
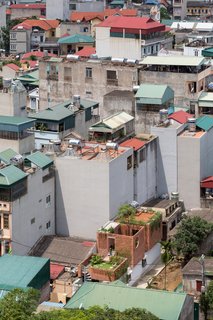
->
[24,151,53,169]
[29,99,98,122]
[50,264,64,280]
[65,282,187,320]
[140,56,205,66]
[171,21,195,29]
[201,176,213,188]
[0,148,18,164]
[198,92,213,107]
[135,83,174,104]
[58,34,94,44]
[0,255,49,290]
[0,165,27,186]
[168,110,191,124]
[120,138,145,151]
[103,112,134,129]
[196,115,213,131]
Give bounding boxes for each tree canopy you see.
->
[0,289,159,320]
[200,280,213,320]
[172,216,213,261]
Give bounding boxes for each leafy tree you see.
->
[160,8,171,21]
[0,288,40,320]
[200,281,213,320]
[118,204,136,222]
[161,240,173,290]
[33,306,159,320]
[172,216,213,262]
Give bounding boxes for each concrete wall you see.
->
[39,60,139,111]
[75,1,104,12]
[151,123,185,197]
[10,30,31,54]
[56,22,91,38]
[139,67,211,107]
[135,140,157,204]
[178,133,201,209]
[103,91,135,119]
[46,0,69,20]
[55,148,133,239]
[0,4,6,28]
[0,86,27,117]
[0,135,35,154]
[11,169,55,255]
[10,8,43,20]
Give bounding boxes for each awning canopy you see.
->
[201,176,213,188]
[50,263,64,280]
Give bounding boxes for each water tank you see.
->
[106,142,118,150]
[10,154,23,164]
[171,192,179,201]
[3,78,12,89]
[159,109,168,122]
[67,54,79,60]
[69,138,81,146]
[188,118,196,132]
[111,57,125,63]
[73,95,81,108]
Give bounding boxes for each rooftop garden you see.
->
[116,204,161,231]
[90,254,125,270]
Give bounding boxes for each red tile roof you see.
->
[5,63,20,71]
[70,8,138,22]
[12,19,59,31]
[168,110,192,124]
[120,138,146,151]
[22,51,56,59]
[97,16,165,30]
[75,46,96,57]
[201,176,213,189]
[10,3,46,9]
[50,263,64,280]
[20,59,38,68]
[6,9,11,15]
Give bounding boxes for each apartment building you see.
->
[0,79,27,117]
[139,56,212,111]
[173,0,187,19]
[39,57,140,111]
[10,19,60,55]
[0,149,55,255]
[55,141,134,239]
[96,16,172,60]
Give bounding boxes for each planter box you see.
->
[89,258,128,282]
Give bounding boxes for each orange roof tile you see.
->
[75,46,96,57]
[70,11,104,22]
[22,51,56,59]
[12,19,59,31]
[5,63,19,71]
[10,3,46,9]
[120,138,146,151]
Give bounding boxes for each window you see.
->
[64,67,72,81]
[31,217,35,224]
[107,70,118,85]
[139,148,146,163]
[69,3,76,10]
[10,32,16,40]
[86,67,92,78]
[46,221,51,229]
[196,280,202,292]
[3,214,9,229]
[127,155,132,170]
[51,31,55,37]
[10,44,17,51]
[46,194,51,207]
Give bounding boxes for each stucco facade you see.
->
[55,145,134,240]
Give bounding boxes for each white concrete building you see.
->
[120,136,157,204]
[0,150,55,256]
[46,0,69,20]
[96,16,172,60]
[55,142,134,239]
[0,79,27,117]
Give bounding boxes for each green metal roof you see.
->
[0,165,27,186]
[0,255,50,290]
[0,149,18,165]
[65,282,188,320]
[58,34,94,44]
[17,70,39,81]
[198,92,213,107]
[135,84,174,105]
[24,151,53,169]
[196,115,213,131]
[140,56,205,67]
[0,116,35,132]
[28,99,99,122]
[202,47,213,57]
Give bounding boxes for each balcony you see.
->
[0,228,11,239]
[107,79,118,86]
